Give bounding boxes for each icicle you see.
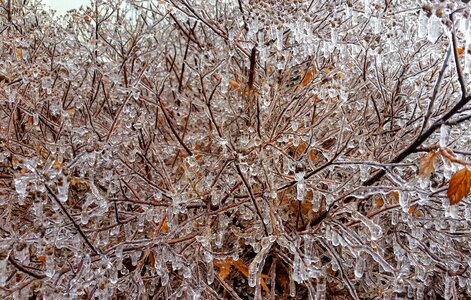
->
[444,275,453,300]
[427,14,442,44]
[465,43,471,74]
[316,277,326,299]
[207,262,214,284]
[398,191,410,212]
[417,11,428,38]
[248,236,275,287]
[352,211,383,240]
[289,274,296,297]
[439,124,451,147]
[297,181,305,201]
[0,259,7,285]
[312,192,320,212]
[354,255,365,278]
[276,28,283,51]
[57,174,69,202]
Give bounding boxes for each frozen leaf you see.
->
[418,151,439,178]
[447,168,471,205]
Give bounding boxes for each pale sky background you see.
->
[42,0,92,15]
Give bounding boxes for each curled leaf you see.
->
[447,167,471,205]
[418,151,439,178]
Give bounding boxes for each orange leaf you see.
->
[447,167,471,205]
[418,151,439,178]
[300,70,313,87]
[161,220,168,234]
[458,47,464,55]
[214,258,232,280]
[232,260,270,294]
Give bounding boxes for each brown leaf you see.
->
[300,70,313,87]
[418,151,439,178]
[309,149,317,162]
[447,167,471,205]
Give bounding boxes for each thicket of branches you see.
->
[1,0,471,299]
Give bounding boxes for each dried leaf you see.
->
[447,168,471,205]
[232,260,270,294]
[458,47,464,55]
[37,255,46,264]
[214,258,232,280]
[418,151,440,178]
[0,73,10,83]
[229,80,240,90]
[161,220,168,234]
[15,49,23,59]
[148,252,155,268]
[309,149,317,162]
[53,160,65,168]
[70,177,83,187]
[374,197,385,208]
[84,15,91,24]
[300,70,313,87]
[289,141,307,158]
